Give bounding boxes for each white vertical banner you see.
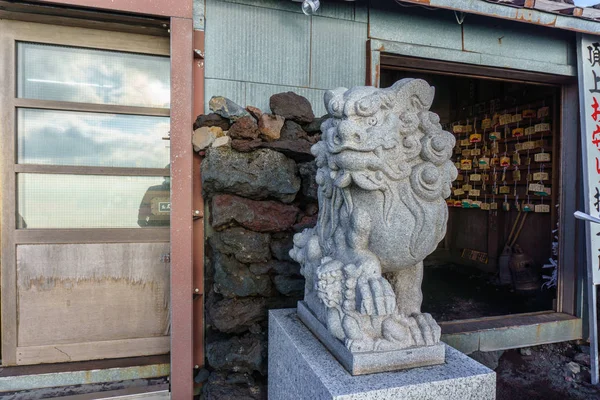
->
[577,32,600,386]
[579,34,600,285]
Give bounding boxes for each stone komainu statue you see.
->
[290,79,457,354]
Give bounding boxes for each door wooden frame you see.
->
[0,1,197,395]
[0,19,171,366]
[367,39,583,351]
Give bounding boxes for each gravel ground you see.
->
[492,341,600,400]
[422,264,600,399]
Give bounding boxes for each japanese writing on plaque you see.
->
[581,35,600,284]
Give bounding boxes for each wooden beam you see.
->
[380,54,573,86]
[16,337,170,365]
[14,99,170,117]
[192,29,206,371]
[169,15,194,400]
[557,83,580,316]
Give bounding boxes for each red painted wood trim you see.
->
[192,29,205,372]
[169,16,194,400]
[29,0,192,18]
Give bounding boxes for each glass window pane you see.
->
[17,109,170,168]
[17,42,170,108]
[17,174,170,228]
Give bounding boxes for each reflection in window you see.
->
[17,42,170,108]
[17,174,170,229]
[18,109,170,168]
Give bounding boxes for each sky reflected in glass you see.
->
[18,42,170,108]
[18,174,170,229]
[18,109,170,168]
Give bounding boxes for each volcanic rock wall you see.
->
[195,92,323,399]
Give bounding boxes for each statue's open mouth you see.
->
[326,135,398,155]
[328,147,407,183]
[328,142,382,154]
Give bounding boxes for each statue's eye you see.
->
[367,117,377,126]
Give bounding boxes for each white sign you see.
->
[577,33,600,386]
[578,34,600,286]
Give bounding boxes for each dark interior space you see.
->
[421,263,556,322]
[381,67,560,321]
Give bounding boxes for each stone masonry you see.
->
[196,93,323,399]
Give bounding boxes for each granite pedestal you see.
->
[269,309,496,400]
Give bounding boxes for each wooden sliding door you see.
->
[0,20,171,365]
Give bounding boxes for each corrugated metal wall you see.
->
[201,0,576,114]
[369,0,575,76]
[203,0,367,115]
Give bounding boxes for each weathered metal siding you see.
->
[193,0,205,30]
[369,0,576,76]
[246,83,326,115]
[204,78,246,109]
[393,0,600,36]
[201,0,577,114]
[205,0,311,87]
[463,14,575,75]
[203,0,367,115]
[370,4,463,50]
[463,15,570,65]
[311,16,367,90]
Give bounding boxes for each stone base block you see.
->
[298,300,445,375]
[269,308,496,400]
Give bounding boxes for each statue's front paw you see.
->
[357,276,396,316]
[381,315,414,349]
[411,312,441,346]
